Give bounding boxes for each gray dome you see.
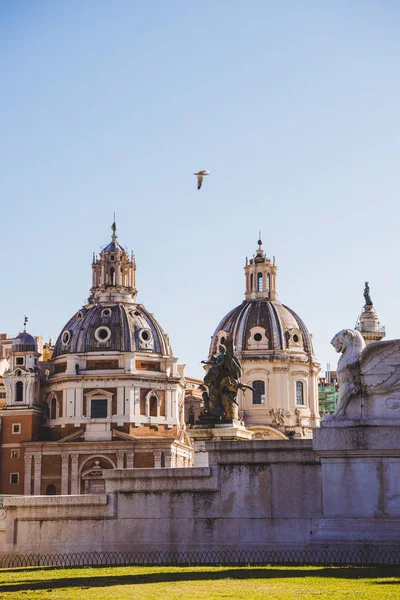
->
[53,303,170,358]
[210,299,314,355]
[12,332,38,353]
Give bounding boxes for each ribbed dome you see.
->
[12,332,38,353]
[210,299,314,355]
[53,303,171,358]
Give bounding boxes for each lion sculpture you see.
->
[329,329,400,419]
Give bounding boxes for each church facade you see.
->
[0,223,192,496]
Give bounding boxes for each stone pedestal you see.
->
[189,419,253,466]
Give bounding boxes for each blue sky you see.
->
[1,1,400,378]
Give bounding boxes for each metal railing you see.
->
[1,548,400,568]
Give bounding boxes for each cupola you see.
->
[89,219,137,304]
[244,238,277,301]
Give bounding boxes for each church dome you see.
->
[52,222,172,359]
[210,299,314,355]
[209,239,314,358]
[53,303,171,358]
[12,332,38,353]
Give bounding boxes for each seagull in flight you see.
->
[194,170,210,190]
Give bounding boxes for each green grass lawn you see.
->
[0,565,399,599]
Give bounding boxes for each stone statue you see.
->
[364,282,373,306]
[201,334,252,421]
[270,408,285,426]
[328,329,400,420]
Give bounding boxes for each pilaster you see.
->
[70,453,79,495]
[24,453,33,495]
[61,454,69,495]
[33,453,42,496]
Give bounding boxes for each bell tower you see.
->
[244,237,277,301]
[89,219,137,304]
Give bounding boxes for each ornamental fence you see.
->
[1,548,400,568]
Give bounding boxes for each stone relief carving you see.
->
[269,408,285,426]
[328,328,400,420]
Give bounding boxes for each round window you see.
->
[254,333,263,342]
[76,311,83,319]
[16,369,21,377]
[140,329,151,343]
[293,334,299,343]
[62,331,70,345]
[102,308,111,317]
[95,327,111,343]
[221,337,226,345]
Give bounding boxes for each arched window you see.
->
[16,381,23,402]
[266,274,270,297]
[50,397,57,419]
[110,267,115,285]
[252,380,265,405]
[250,274,254,291]
[257,273,263,292]
[150,395,158,417]
[46,484,56,495]
[296,381,304,405]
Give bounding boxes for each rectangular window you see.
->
[0,392,6,399]
[296,381,304,405]
[252,381,265,405]
[12,423,21,434]
[91,399,108,418]
[11,449,20,459]
[16,357,24,365]
[10,473,19,484]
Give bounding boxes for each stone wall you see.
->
[1,426,400,555]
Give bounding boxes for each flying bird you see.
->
[194,170,210,190]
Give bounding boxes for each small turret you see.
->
[4,321,41,408]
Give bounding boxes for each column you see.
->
[164,450,173,468]
[24,453,33,495]
[33,453,42,496]
[70,453,79,495]
[116,451,125,469]
[154,449,162,468]
[126,451,134,468]
[61,454,69,495]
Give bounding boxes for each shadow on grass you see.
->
[0,567,399,593]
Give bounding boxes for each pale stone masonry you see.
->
[1,423,400,556]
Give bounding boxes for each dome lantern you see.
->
[89,221,137,304]
[244,238,277,301]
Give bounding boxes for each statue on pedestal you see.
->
[363,282,373,307]
[200,334,252,421]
